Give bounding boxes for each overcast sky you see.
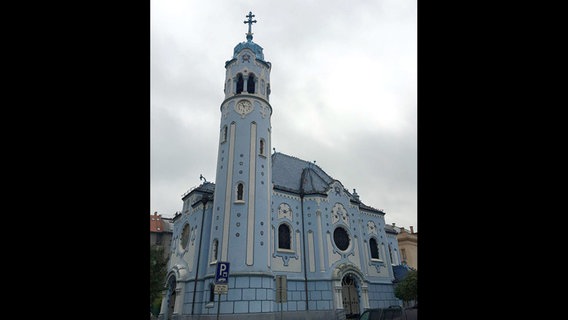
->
[151,0,417,231]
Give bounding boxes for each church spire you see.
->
[243,11,257,41]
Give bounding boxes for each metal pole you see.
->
[216,293,221,320]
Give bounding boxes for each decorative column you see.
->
[158,290,168,320]
[361,284,370,310]
[243,76,249,93]
[334,281,343,310]
[173,285,185,319]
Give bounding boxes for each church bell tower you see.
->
[212,11,273,273]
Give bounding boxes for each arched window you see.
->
[236,74,244,94]
[180,224,190,250]
[247,74,256,93]
[211,239,218,263]
[236,183,244,201]
[278,224,291,250]
[259,138,265,155]
[370,238,379,259]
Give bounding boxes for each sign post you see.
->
[276,275,287,320]
[215,262,230,320]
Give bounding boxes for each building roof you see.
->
[272,152,334,194]
[150,212,173,233]
[384,224,399,235]
[271,152,385,214]
[392,264,412,283]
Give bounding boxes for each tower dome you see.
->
[232,40,265,61]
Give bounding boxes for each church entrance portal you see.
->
[341,274,360,319]
[165,277,176,320]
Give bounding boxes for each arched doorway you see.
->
[165,277,176,320]
[341,274,360,319]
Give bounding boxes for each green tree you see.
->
[394,269,417,304]
[150,244,168,313]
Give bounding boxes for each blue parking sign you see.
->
[215,262,230,284]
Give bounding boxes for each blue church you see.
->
[159,12,403,320]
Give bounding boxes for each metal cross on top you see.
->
[244,11,257,40]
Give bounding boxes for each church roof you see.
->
[271,152,333,194]
[233,40,265,61]
[384,224,399,235]
[392,264,412,283]
[271,152,385,214]
[194,181,215,193]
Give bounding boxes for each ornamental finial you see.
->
[244,11,257,41]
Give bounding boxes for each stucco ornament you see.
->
[367,221,377,235]
[332,203,349,226]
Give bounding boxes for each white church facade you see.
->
[159,12,403,320]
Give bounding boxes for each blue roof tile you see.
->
[271,152,333,193]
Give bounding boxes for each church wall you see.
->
[366,282,402,309]
[160,16,406,319]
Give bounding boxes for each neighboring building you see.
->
[151,212,174,261]
[159,13,403,320]
[393,224,417,270]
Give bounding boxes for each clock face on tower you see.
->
[235,99,253,116]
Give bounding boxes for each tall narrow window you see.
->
[278,224,291,250]
[221,126,227,143]
[209,283,215,302]
[211,239,218,262]
[180,224,190,250]
[236,74,244,94]
[237,183,244,201]
[389,244,393,263]
[259,139,265,155]
[247,74,256,93]
[370,238,379,259]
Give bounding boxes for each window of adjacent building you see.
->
[236,74,244,94]
[369,238,380,260]
[389,244,394,263]
[259,138,265,156]
[236,183,244,202]
[278,224,291,250]
[401,248,407,261]
[247,74,256,93]
[180,224,190,250]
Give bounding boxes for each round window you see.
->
[333,227,350,251]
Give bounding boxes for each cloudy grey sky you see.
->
[151,0,417,231]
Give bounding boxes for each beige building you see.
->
[150,212,173,261]
[393,224,417,269]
